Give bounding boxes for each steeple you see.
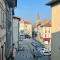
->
[36,13,40,24]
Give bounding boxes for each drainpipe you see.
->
[18,19,20,51]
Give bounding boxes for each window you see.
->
[45,30,47,33]
[48,29,50,33]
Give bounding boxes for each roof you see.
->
[33,20,51,28]
[24,20,31,24]
[40,21,51,27]
[20,20,32,24]
[13,16,21,21]
[36,22,41,26]
[46,0,60,6]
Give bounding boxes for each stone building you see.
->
[12,16,20,50]
[0,0,17,60]
[0,0,6,60]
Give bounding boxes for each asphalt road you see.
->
[15,38,51,60]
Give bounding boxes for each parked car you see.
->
[33,50,42,57]
[25,34,31,39]
[31,42,36,46]
[37,48,51,56]
[18,46,24,51]
[43,51,51,56]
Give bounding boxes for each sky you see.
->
[15,0,51,23]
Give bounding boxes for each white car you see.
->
[37,48,51,56]
[43,51,51,56]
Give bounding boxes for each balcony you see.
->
[6,0,17,7]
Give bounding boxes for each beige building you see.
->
[47,0,60,60]
[19,19,32,37]
[34,20,51,50]
[40,21,51,51]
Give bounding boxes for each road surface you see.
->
[15,38,51,60]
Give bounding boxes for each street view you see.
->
[0,0,60,60]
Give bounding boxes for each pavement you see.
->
[15,38,51,60]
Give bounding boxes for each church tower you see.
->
[35,13,40,25]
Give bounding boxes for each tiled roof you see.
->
[34,20,51,28]
[24,20,31,24]
[40,21,51,27]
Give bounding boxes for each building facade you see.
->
[19,20,32,37]
[0,0,6,60]
[13,16,20,50]
[0,0,17,60]
[40,21,51,51]
[47,0,60,60]
[34,20,51,50]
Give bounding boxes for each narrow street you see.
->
[15,38,51,60]
[15,38,35,60]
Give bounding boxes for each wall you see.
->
[13,18,19,49]
[52,4,60,33]
[19,21,24,32]
[19,21,32,37]
[52,4,60,60]
[0,0,6,60]
[24,24,32,37]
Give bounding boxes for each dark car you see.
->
[25,34,31,39]
[18,46,24,51]
[33,51,42,57]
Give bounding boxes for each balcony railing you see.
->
[6,0,17,7]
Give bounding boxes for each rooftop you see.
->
[13,16,21,21]
[46,0,60,6]
[40,21,51,27]
[20,20,32,24]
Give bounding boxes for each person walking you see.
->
[12,48,16,60]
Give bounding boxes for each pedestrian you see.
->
[13,48,16,60]
[7,52,13,60]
